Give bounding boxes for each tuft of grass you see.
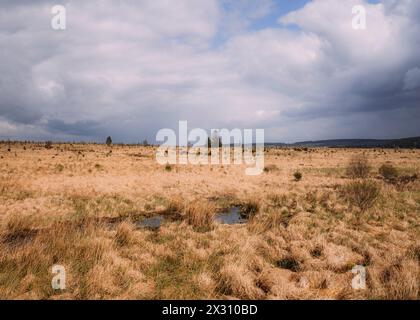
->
[240,198,260,218]
[371,261,419,299]
[115,221,135,246]
[250,205,294,231]
[165,164,172,172]
[184,201,215,232]
[164,195,184,216]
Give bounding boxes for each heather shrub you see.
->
[342,179,380,213]
[379,164,399,181]
[293,170,302,181]
[346,154,371,179]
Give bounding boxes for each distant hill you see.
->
[267,136,420,148]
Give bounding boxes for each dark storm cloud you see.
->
[0,0,419,142]
[0,104,42,125]
[47,119,104,137]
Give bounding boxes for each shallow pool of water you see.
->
[215,207,247,225]
[136,215,165,230]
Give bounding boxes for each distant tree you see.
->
[45,141,53,149]
[106,136,112,146]
[142,139,149,146]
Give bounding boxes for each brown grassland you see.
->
[0,142,419,299]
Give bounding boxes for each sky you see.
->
[0,0,419,143]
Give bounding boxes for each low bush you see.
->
[341,179,381,213]
[293,170,302,181]
[379,164,398,181]
[346,154,371,179]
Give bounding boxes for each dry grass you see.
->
[115,221,135,247]
[0,143,419,300]
[184,201,215,232]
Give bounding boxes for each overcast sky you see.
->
[0,0,419,143]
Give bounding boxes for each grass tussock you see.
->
[251,205,295,232]
[164,195,185,216]
[115,221,135,246]
[240,198,260,218]
[184,201,216,232]
[369,260,419,299]
[217,263,264,299]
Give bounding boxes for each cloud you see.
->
[46,119,104,137]
[218,0,275,37]
[0,0,419,142]
[404,67,420,90]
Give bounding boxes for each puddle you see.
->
[215,207,248,225]
[136,215,165,230]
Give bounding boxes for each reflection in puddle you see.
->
[136,215,165,230]
[215,207,248,225]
